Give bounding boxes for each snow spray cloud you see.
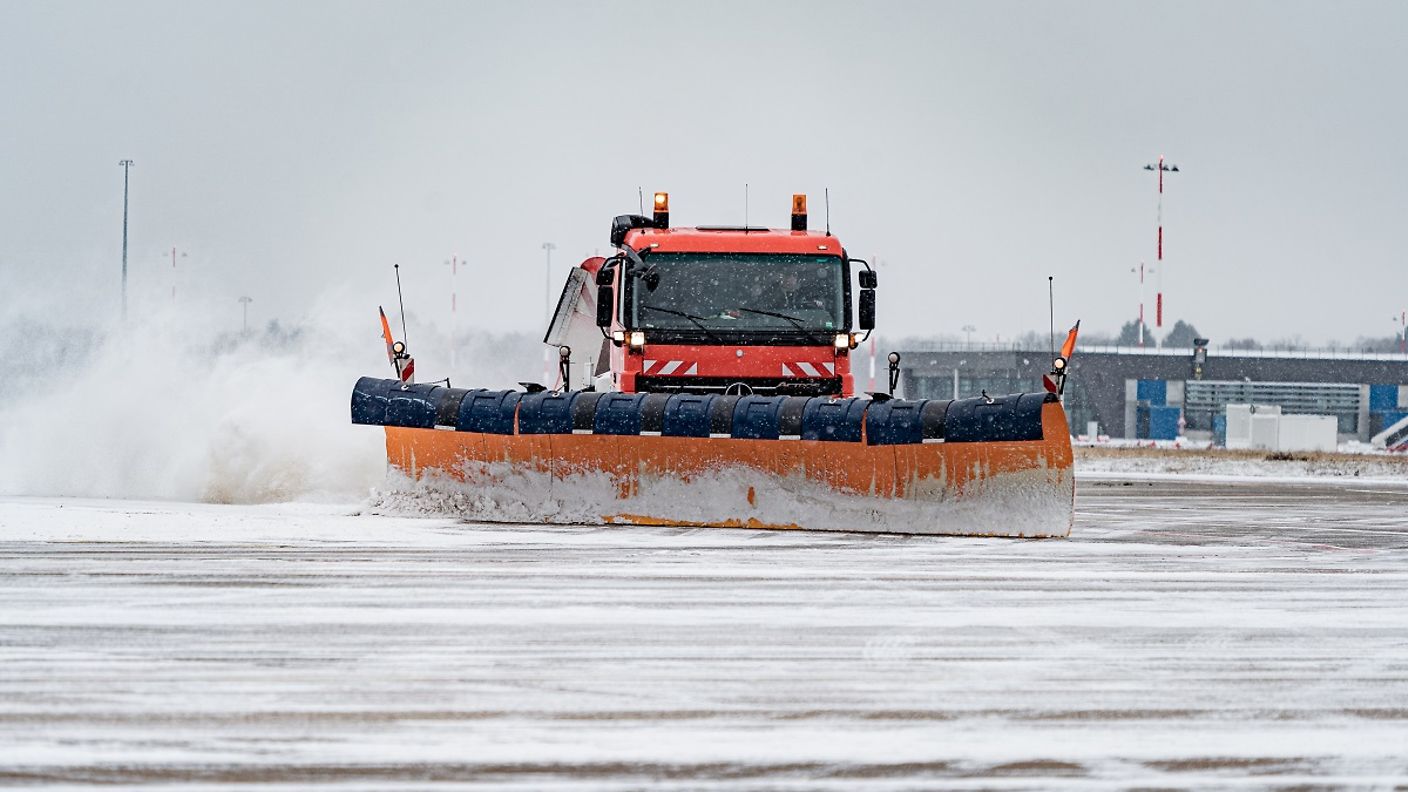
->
[0,292,382,502]
[0,274,547,503]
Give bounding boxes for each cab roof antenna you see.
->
[1048,276,1055,360]
[744,182,749,234]
[825,187,831,235]
[637,186,643,215]
[395,263,409,347]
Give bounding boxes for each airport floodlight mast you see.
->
[238,296,253,334]
[962,324,976,346]
[119,159,134,320]
[1142,156,1179,341]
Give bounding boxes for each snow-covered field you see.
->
[2,475,1407,789]
[1078,445,1408,484]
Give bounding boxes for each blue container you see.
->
[731,395,789,440]
[1212,414,1228,447]
[350,377,398,425]
[384,383,444,429]
[864,399,927,446]
[662,394,717,438]
[517,391,581,434]
[945,393,1050,443]
[801,397,867,443]
[1369,384,1399,412]
[456,390,520,434]
[1136,379,1167,406]
[1148,405,1182,440]
[593,392,648,436]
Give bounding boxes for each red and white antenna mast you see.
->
[1143,156,1179,341]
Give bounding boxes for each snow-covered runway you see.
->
[2,479,1406,788]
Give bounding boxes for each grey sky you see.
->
[3,0,1405,345]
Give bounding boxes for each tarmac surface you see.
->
[2,477,1407,789]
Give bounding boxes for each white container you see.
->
[1226,405,1252,449]
[1250,414,1281,451]
[1277,415,1337,453]
[1226,404,1281,449]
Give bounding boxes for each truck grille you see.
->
[635,376,843,397]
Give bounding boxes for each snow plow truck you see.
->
[352,192,1077,537]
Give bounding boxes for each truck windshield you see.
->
[630,253,844,334]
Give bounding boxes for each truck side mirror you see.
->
[595,262,617,328]
[858,270,877,289]
[596,284,614,328]
[858,288,875,330]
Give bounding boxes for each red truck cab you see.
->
[568,193,877,397]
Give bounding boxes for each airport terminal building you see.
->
[895,344,1408,443]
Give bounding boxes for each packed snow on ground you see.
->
[2,478,1407,788]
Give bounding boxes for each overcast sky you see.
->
[3,0,1405,345]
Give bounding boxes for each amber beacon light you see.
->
[653,192,669,227]
[791,193,808,231]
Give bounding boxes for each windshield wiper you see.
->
[736,307,829,345]
[639,305,721,341]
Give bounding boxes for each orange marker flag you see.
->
[1059,320,1081,360]
[379,306,396,365]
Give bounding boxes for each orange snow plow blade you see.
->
[356,381,1074,537]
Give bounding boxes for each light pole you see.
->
[541,242,556,384]
[541,242,556,325]
[1398,311,1406,355]
[119,159,134,320]
[443,255,459,369]
[238,296,253,335]
[962,324,976,346]
[169,247,187,302]
[1129,262,1154,347]
[1142,156,1179,342]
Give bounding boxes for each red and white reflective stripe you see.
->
[399,358,415,384]
[642,359,698,376]
[781,361,836,378]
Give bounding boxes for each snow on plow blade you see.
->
[352,378,1074,537]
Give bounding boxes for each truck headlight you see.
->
[833,333,850,349]
[628,331,646,349]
